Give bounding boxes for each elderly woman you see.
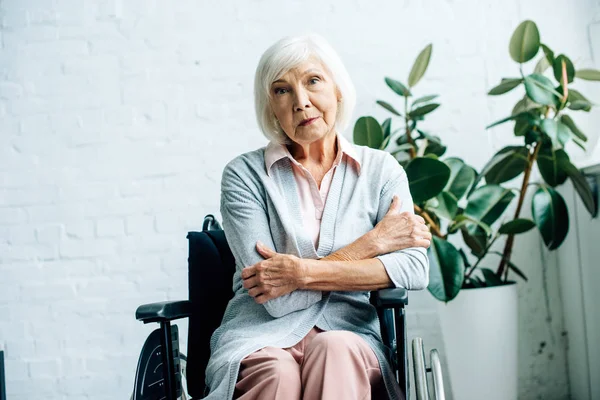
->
[204,34,431,400]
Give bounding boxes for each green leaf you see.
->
[427,236,465,302]
[533,55,551,74]
[405,157,451,204]
[524,74,560,106]
[560,115,587,142]
[465,184,516,227]
[514,117,530,136]
[424,137,447,157]
[525,128,542,146]
[396,133,409,146]
[468,276,485,288]
[532,186,569,250]
[480,268,504,287]
[540,44,555,64]
[408,103,440,119]
[556,121,572,146]
[512,95,541,116]
[509,20,540,63]
[483,146,529,184]
[380,136,391,150]
[449,214,492,236]
[536,142,569,186]
[408,44,433,88]
[562,161,597,217]
[460,225,488,257]
[353,116,384,149]
[428,191,458,220]
[568,89,593,112]
[385,77,411,97]
[412,94,439,108]
[377,100,402,117]
[486,252,529,281]
[541,119,571,147]
[505,259,528,281]
[488,78,523,95]
[552,54,575,84]
[381,118,392,139]
[444,158,476,200]
[572,138,586,151]
[569,101,592,111]
[575,69,600,81]
[486,111,533,129]
[499,218,536,234]
[389,143,416,156]
[458,248,472,268]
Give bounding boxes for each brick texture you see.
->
[1,0,599,399]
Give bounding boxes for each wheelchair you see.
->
[132,215,445,400]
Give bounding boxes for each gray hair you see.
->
[253,34,357,144]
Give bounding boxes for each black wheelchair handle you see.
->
[202,214,222,231]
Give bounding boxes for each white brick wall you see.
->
[1,0,599,399]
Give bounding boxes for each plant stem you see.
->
[465,233,500,279]
[496,141,542,279]
[559,59,569,111]
[414,204,444,238]
[404,96,416,159]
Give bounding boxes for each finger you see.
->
[418,239,431,248]
[256,241,277,259]
[418,225,431,235]
[242,276,258,289]
[241,266,256,280]
[422,230,433,241]
[387,195,402,214]
[414,215,426,224]
[254,293,269,304]
[248,287,262,298]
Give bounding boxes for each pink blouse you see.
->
[265,134,362,249]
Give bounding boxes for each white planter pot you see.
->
[438,283,518,400]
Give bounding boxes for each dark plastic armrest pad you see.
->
[371,288,408,308]
[135,300,192,323]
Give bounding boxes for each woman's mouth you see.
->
[299,117,319,126]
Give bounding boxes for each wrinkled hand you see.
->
[372,195,432,254]
[242,242,306,304]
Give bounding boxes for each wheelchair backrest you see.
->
[185,229,236,398]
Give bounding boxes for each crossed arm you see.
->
[221,158,431,318]
[241,195,431,302]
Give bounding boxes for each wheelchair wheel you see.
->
[412,337,446,400]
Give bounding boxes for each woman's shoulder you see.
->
[225,146,266,168]
[222,147,267,176]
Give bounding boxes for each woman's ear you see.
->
[336,87,342,103]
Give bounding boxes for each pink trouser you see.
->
[234,326,387,400]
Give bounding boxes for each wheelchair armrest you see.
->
[371,288,408,308]
[135,300,192,324]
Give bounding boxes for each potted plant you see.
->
[353,20,599,400]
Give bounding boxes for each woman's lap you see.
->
[234,327,385,400]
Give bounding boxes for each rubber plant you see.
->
[353,21,598,302]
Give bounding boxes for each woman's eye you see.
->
[274,87,288,95]
[309,77,320,84]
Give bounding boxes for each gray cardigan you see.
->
[203,142,429,399]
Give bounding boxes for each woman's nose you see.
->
[293,88,310,111]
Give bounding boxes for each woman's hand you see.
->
[241,242,307,304]
[371,195,432,255]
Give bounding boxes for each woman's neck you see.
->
[288,130,338,168]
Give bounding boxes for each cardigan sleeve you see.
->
[374,154,430,290]
[220,160,322,318]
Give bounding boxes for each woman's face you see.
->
[269,59,340,145]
